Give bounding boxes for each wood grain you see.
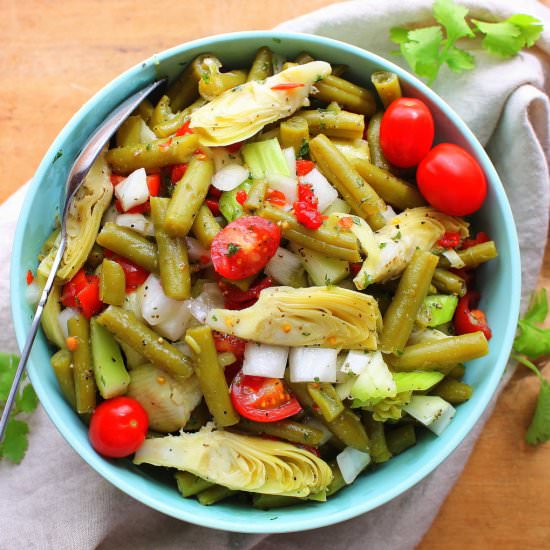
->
[1,1,549,548]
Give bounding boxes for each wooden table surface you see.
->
[2,1,549,547]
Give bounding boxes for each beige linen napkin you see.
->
[1,1,549,548]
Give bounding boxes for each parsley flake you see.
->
[226,243,241,257]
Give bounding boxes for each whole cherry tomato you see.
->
[89,397,148,458]
[379,97,434,167]
[417,143,487,216]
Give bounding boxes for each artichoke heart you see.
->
[38,152,113,282]
[354,207,470,289]
[134,427,333,497]
[189,61,332,146]
[206,286,381,349]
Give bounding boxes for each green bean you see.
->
[439,241,498,269]
[363,412,391,463]
[280,116,310,155]
[86,243,104,269]
[432,268,467,297]
[197,485,236,506]
[300,109,365,140]
[183,400,211,431]
[150,95,175,129]
[67,314,96,414]
[326,101,341,113]
[309,134,387,230]
[166,54,208,112]
[326,461,347,497]
[247,46,273,81]
[106,134,199,174]
[295,52,347,78]
[367,112,391,171]
[307,383,345,422]
[315,75,377,116]
[386,425,416,456]
[175,471,214,497]
[135,98,154,123]
[50,349,76,409]
[96,222,158,273]
[370,71,402,108]
[152,97,207,138]
[99,258,126,306]
[295,52,315,64]
[41,284,66,349]
[351,158,426,210]
[117,339,146,370]
[200,70,247,100]
[252,494,301,509]
[381,250,439,353]
[115,115,153,147]
[432,378,473,404]
[150,197,191,300]
[388,331,489,372]
[96,306,193,379]
[448,364,466,379]
[237,419,325,446]
[258,203,361,262]
[185,325,239,427]
[428,283,438,295]
[243,179,267,211]
[165,157,214,237]
[191,204,222,248]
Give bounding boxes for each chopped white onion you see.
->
[336,447,371,484]
[58,308,80,339]
[282,147,297,178]
[340,350,372,376]
[242,342,289,378]
[300,167,338,212]
[335,375,357,401]
[185,237,210,264]
[141,274,181,326]
[25,281,41,305]
[114,168,149,212]
[155,302,193,341]
[186,283,224,323]
[210,146,243,171]
[403,395,456,436]
[116,213,155,237]
[212,164,249,192]
[442,249,466,268]
[102,204,119,225]
[265,174,298,205]
[381,205,397,223]
[289,347,337,383]
[264,247,302,286]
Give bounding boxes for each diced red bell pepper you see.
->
[61,270,103,318]
[170,163,188,184]
[295,159,315,177]
[271,83,305,90]
[226,141,244,154]
[208,185,223,199]
[338,216,354,230]
[61,269,90,308]
[460,231,490,250]
[235,190,248,205]
[26,270,34,285]
[266,189,287,208]
[297,183,317,205]
[349,262,362,276]
[437,231,462,249]
[218,276,273,310]
[294,203,323,229]
[175,121,193,136]
[453,290,492,340]
[103,251,150,291]
[146,174,161,197]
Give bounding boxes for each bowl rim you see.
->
[11,30,521,534]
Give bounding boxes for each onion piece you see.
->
[264,247,303,286]
[116,213,155,237]
[381,205,397,223]
[242,342,289,378]
[114,168,149,212]
[265,174,298,205]
[282,147,297,178]
[289,347,337,383]
[25,281,41,305]
[212,164,249,192]
[155,302,193,341]
[210,146,243,171]
[340,350,372,376]
[336,447,371,484]
[403,395,456,436]
[58,307,80,339]
[186,283,224,323]
[442,249,466,268]
[185,237,211,264]
[300,167,338,212]
[141,274,181,326]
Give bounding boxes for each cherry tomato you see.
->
[89,397,148,458]
[218,276,273,310]
[379,98,434,167]
[417,143,487,216]
[453,290,492,340]
[211,216,281,280]
[230,370,302,422]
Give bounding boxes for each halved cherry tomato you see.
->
[296,159,315,176]
[460,231,490,250]
[453,290,492,340]
[218,276,273,310]
[270,83,305,91]
[230,370,302,422]
[103,251,149,291]
[437,231,462,249]
[210,216,281,280]
[205,198,221,217]
[89,397,148,458]
[170,163,188,183]
[417,143,487,216]
[379,98,434,168]
[175,120,193,136]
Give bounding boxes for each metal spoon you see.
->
[0,78,166,442]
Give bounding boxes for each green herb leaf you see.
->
[0,418,29,464]
[433,0,474,42]
[445,46,475,72]
[399,26,444,82]
[226,243,241,257]
[16,385,39,414]
[513,289,550,358]
[508,14,545,47]
[0,353,18,402]
[523,288,548,325]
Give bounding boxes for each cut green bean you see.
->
[389,331,489,372]
[252,494,301,509]
[197,485,236,506]
[300,109,365,140]
[152,97,207,138]
[310,134,386,230]
[326,461,347,497]
[367,112,391,171]
[363,412,391,463]
[99,258,126,306]
[42,284,66,349]
[370,71,402,108]
[386,425,416,455]
[381,250,439,353]
[432,268,467,297]
[243,179,267,211]
[448,364,466,379]
[86,243,105,270]
[50,349,76,409]
[191,204,222,248]
[150,95,175,129]
[432,378,473,404]
[96,306,193,378]
[186,325,239,427]
[97,222,158,273]
[247,46,273,81]
[150,197,191,300]
[67,314,96,414]
[307,383,345,422]
[351,158,426,210]
[175,471,214,497]
[439,241,498,269]
[165,157,214,237]
[200,70,247,100]
[280,116,310,155]
[135,98,154,123]
[237,419,325,446]
[166,55,209,112]
[315,75,376,116]
[106,134,199,174]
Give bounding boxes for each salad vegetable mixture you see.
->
[30,47,499,508]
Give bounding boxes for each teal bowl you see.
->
[11,31,521,533]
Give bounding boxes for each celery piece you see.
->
[392,371,444,393]
[219,180,253,223]
[416,294,459,328]
[241,138,290,178]
[292,245,349,286]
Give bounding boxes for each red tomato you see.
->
[296,159,315,176]
[380,98,434,167]
[89,397,148,458]
[218,276,273,310]
[417,143,487,216]
[230,370,302,422]
[210,216,281,280]
[453,290,492,340]
[103,251,149,291]
[212,331,247,362]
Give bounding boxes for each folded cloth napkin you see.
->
[1,1,549,548]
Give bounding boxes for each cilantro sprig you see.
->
[512,288,550,446]
[0,353,39,464]
[391,0,544,82]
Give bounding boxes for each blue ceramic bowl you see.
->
[11,31,521,533]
